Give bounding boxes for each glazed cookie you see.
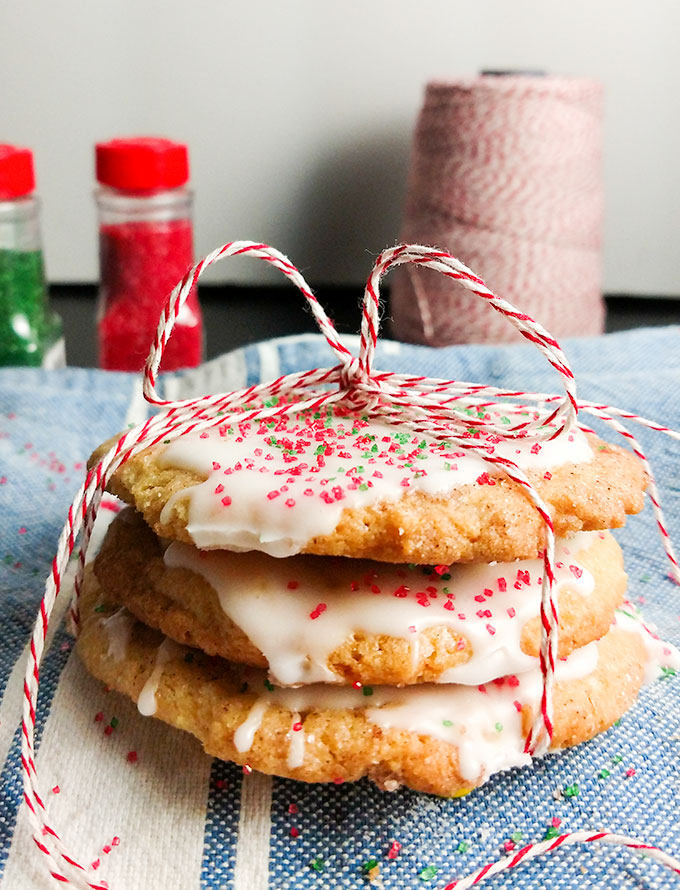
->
[90,409,646,564]
[95,508,628,686]
[77,567,656,797]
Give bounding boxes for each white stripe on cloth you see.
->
[256,341,281,386]
[0,591,70,787]
[232,772,273,890]
[0,655,212,889]
[162,349,248,402]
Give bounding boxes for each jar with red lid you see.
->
[95,137,203,371]
[0,144,63,367]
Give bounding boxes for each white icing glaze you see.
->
[137,639,183,717]
[287,713,305,769]
[613,604,680,683]
[157,411,593,555]
[233,699,269,752]
[100,607,134,662]
[164,531,597,687]
[235,638,599,783]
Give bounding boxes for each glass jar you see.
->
[95,137,203,371]
[0,145,63,367]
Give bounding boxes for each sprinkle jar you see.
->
[0,145,63,367]
[95,137,203,371]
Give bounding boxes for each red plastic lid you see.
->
[95,137,189,191]
[0,145,35,199]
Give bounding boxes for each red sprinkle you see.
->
[288,803,299,815]
[513,700,523,713]
[290,826,300,838]
[242,764,253,775]
[126,751,138,764]
[292,722,303,732]
[215,779,227,790]
[104,725,114,736]
[626,767,636,778]
[94,712,104,723]
[310,603,327,620]
[569,565,583,579]
[52,785,60,794]
[221,495,232,507]
[387,841,402,859]
[287,580,299,590]
[111,837,120,847]
[551,817,562,828]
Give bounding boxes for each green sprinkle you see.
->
[661,665,677,678]
[264,679,275,692]
[443,587,450,594]
[94,604,108,613]
[640,573,651,583]
[563,783,579,798]
[356,465,365,473]
[442,573,451,581]
[163,439,171,444]
[611,754,623,764]
[419,865,438,881]
[359,483,368,491]
[442,719,453,727]
[495,722,503,733]
[544,826,559,840]
[240,682,249,693]
[371,444,378,453]
[110,717,119,729]
[501,416,511,425]
[310,857,324,873]
[598,768,610,779]
[613,718,622,726]
[511,830,523,842]
[362,686,374,697]
[362,858,378,873]
[456,841,470,854]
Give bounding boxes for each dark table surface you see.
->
[51,285,680,368]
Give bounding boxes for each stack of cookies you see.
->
[78,406,678,796]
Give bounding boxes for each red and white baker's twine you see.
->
[22,242,680,888]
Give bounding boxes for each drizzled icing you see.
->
[100,607,134,662]
[164,531,598,686]
[229,614,680,784]
[137,638,184,717]
[234,642,599,783]
[157,409,593,555]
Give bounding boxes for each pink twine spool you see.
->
[391,75,605,345]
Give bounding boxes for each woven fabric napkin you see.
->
[0,327,679,890]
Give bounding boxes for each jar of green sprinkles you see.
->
[0,145,63,366]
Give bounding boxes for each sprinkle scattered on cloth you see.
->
[0,326,679,889]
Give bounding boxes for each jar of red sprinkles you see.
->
[95,137,203,371]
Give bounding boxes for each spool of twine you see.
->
[391,75,605,345]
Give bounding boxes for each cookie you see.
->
[95,508,627,686]
[89,408,646,564]
[77,567,651,797]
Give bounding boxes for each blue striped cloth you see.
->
[1,326,679,890]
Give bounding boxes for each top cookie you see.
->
[90,408,646,564]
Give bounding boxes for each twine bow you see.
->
[20,241,680,889]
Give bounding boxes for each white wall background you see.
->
[1,0,679,292]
